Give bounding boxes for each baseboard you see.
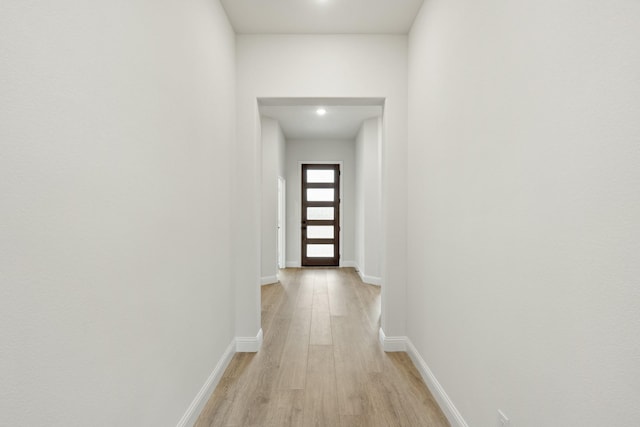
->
[235,328,263,353]
[352,264,382,286]
[260,275,278,286]
[405,339,469,427]
[285,261,300,268]
[378,328,407,352]
[364,275,382,286]
[357,270,382,286]
[176,339,235,427]
[341,260,357,268]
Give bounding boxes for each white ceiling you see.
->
[259,98,383,140]
[220,0,425,34]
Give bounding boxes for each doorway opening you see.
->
[257,97,385,335]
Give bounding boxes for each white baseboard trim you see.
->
[260,275,278,285]
[341,260,357,268]
[405,339,469,427]
[176,339,235,427]
[363,275,382,286]
[235,328,263,353]
[378,328,407,352]
[352,264,382,286]
[285,261,300,268]
[357,270,382,286]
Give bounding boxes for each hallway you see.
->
[195,268,449,427]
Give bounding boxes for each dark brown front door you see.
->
[301,164,340,266]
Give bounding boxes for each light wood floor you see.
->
[195,268,449,427]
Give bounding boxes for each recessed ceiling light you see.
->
[316,108,327,116]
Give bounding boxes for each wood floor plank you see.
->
[340,414,368,427]
[265,389,304,427]
[310,270,333,345]
[276,270,313,390]
[327,268,348,316]
[302,345,339,427]
[333,354,365,415]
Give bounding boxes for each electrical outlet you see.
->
[498,410,510,427]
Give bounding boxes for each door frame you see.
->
[301,163,340,267]
[296,160,344,267]
[277,176,286,269]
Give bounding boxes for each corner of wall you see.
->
[356,267,382,286]
[260,276,278,286]
[378,327,407,352]
[235,328,263,353]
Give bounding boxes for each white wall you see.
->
[260,117,286,284]
[285,139,355,267]
[355,118,382,285]
[0,1,236,425]
[236,35,408,338]
[407,1,640,426]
